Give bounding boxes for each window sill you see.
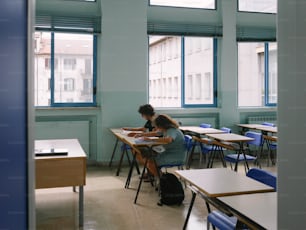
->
[35,106,100,111]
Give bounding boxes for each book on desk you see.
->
[35,148,68,157]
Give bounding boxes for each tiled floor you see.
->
[36,160,277,230]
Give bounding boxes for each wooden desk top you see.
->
[255,125,278,133]
[237,124,278,133]
[180,126,225,135]
[206,133,254,143]
[175,168,274,198]
[35,139,87,160]
[237,124,262,129]
[110,128,164,147]
[218,192,277,230]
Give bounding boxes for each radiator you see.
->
[247,116,277,125]
[35,120,90,156]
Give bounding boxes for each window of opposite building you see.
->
[238,0,277,14]
[149,36,217,108]
[238,42,277,107]
[34,32,97,107]
[149,0,216,9]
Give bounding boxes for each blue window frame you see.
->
[238,42,277,107]
[148,36,217,108]
[34,32,97,107]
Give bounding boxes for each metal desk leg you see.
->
[134,158,148,204]
[125,153,136,189]
[109,138,119,167]
[187,142,197,169]
[116,148,126,176]
[183,191,197,230]
[234,143,243,171]
[79,186,84,227]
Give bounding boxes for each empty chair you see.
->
[200,123,212,128]
[244,131,263,167]
[262,122,276,127]
[246,168,277,190]
[207,168,276,230]
[261,123,277,165]
[205,127,232,168]
[224,132,257,173]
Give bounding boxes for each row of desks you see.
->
[109,126,277,229]
[176,168,276,230]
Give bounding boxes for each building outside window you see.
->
[149,36,216,108]
[150,0,216,9]
[34,32,96,107]
[238,42,277,107]
[238,0,277,13]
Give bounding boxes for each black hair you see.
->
[154,114,179,130]
[138,104,155,116]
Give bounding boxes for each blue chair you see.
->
[244,131,263,168]
[205,127,232,168]
[246,168,277,190]
[261,123,277,165]
[207,168,277,230]
[200,123,212,128]
[262,122,276,127]
[224,132,257,173]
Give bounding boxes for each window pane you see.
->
[238,0,277,13]
[150,0,215,9]
[238,43,265,107]
[54,33,94,104]
[149,36,182,108]
[268,43,277,104]
[34,32,51,106]
[184,37,214,105]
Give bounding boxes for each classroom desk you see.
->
[109,129,140,176]
[180,127,225,168]
[175,168,274,230]
[180,126,225,135]
[217,192,277,230]
[35,139,87,227]
[206,133,254,171]
[237,124,277,134]
[109,129,165,203]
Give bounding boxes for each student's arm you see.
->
[122,127,146,132]
[135,131,160,137]
[143,136,173,144]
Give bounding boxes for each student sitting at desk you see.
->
[139,114,186,176]
[123,104,158,136]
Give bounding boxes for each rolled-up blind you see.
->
[147,21,222,37]
[237,26,276,41]
[36,14,101,33]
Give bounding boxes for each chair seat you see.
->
[224,154,256,163]
[121,143,132,150]
[207,211,237,230]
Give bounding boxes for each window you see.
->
[238,42,277,107]
[64,78,75,91]
[150,0,216,9]
[34,31,97,107]
[63,58,77,70]
[238,0,277,14]
[149,36,217,108]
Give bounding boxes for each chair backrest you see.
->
[200,123,212,128]
[184,135,193,152]
[247,168,277,190]
[262,122,276,127]
[220,127,231,133]
[245,131,262,146]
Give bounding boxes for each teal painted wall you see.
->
[35,0,277,164]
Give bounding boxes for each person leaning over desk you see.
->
[136,114,186,177]
[122,104,160,137]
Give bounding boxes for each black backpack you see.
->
[158,173,185,206]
